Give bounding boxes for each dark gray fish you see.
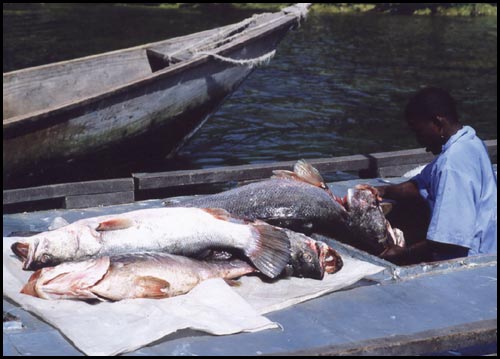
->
[201,228,344,280]
[164,161,349,236]
[344,187,402,253]
[282,229,343,279]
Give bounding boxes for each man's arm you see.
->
[380,239,469,265]
[379,240,430,265]
[376,180,421,201]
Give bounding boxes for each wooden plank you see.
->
[4,140,497,205]
[134,140,497,191]
[134,154,371,190]
[284,319,497,356]
[369,148,435,168]
[64,191,135,209]
[3,178,134,205]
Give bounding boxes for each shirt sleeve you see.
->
[411,163,433,200]
[426,168,476,249]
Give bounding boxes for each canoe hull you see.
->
[3,23,292,186]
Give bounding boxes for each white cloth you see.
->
[3,237,384,356]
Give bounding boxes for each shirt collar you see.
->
[442,125,475,153]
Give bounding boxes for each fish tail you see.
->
[245,223,291,279]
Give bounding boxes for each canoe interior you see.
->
[3,12,279,121]
[3,176,497,355]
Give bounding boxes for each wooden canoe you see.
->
[3,4,311,183]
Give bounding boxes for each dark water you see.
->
[3,4,497,186]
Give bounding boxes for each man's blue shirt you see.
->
[412,125,497,255]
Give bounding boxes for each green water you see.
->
[3,3,497,183]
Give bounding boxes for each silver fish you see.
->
[11,207,290,278]
[21,253,256,301]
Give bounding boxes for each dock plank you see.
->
[3,179,134,205]
[133,154,372,190]
[64,191,135,209]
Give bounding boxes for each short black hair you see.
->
[405,87,458,123]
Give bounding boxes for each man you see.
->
[363,87,497,263]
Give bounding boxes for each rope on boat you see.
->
[164,4,309,68]
[195,49,277,68]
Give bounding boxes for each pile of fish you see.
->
[11,203,343,302]
[12,160,402,302]
[164,160,405,252]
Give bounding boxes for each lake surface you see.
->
[3,4,497,187]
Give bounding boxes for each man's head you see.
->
[405,87,459,154]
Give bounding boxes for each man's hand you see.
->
[354,184,384,201]
[379,243,407,264]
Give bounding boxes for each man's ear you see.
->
[434,115,447,127]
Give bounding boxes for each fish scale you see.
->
[11,207,291,279]
[166,179,349,235]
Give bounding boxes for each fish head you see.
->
[345,188,394,250]
[21,257,110,300]
[11,229,82,270]
[289,236,325,279]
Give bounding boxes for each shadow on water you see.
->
[3,5,497,188]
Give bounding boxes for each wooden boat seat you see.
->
[145,49,186,73]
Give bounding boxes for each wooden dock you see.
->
[3,140,497,213]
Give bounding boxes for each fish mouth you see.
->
[317,242,343,275]
[11,242,29,260]
[11,240,39,270]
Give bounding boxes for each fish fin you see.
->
[271,169,301,181]
[134,276,170,298]
[224,279,241,287]
[202,208,247,224]
[293,159,327,189]
[20,269,43,297]
[380,202,393,216]
[245,223,291,279]
[96,218,134,231]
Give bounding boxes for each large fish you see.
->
[21,253,256,301]
[164,160,350,236]
[11,207,290,278]
[164,160,399,251]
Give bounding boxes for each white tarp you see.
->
[3,237,384,356]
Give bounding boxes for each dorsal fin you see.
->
[271,170,302,181]
[96,218,134,231]
[293,159,326,188]
[272,160,341,203]
[202,208,247,224]
[271,161,327,189]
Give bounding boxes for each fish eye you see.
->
[303,253,313,262]
[40,254,52,263]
